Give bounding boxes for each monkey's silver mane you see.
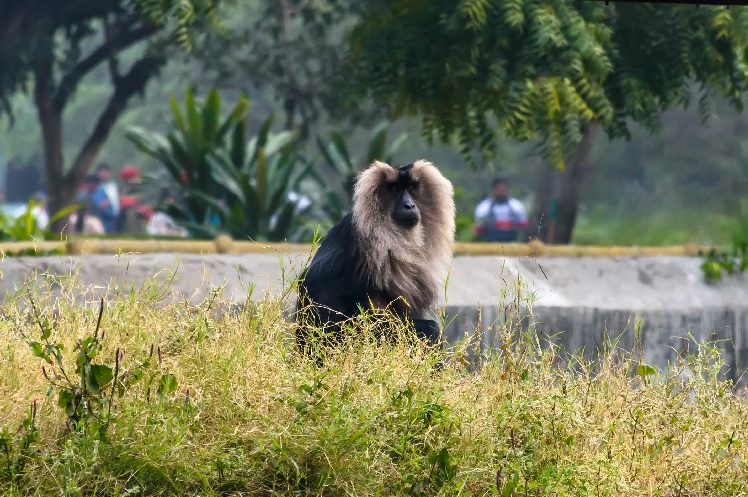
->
[351,160,455,316]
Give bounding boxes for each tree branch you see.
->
[66,54,166,187]
[54,20,159,110]
[103,18,123,84]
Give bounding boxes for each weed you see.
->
[0,401,39,484]
[23,297,177,442]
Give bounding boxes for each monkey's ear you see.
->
[369,160,391,169]
[356,161,397,190]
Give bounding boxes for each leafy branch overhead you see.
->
[348,1,748,167]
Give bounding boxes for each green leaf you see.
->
[91,365,114,389]
[207,153,247,203]
[157,373,178,398]
[366,126,387,163]
[84,365,101,394]
[216,93,249,142]
[202,88,221,145]
[251,115,275,163]
[169,94,187,134]
[58,389,75,413]
[29,341,45,358]
[328,130,353,170]
[269,202,296,241]
[264,131,295,157]
[184,87,203,155]
[256,149,268,216]
[49,203,83,224]
[636,364,656,377]
[229,120,246,168]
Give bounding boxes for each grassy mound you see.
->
[0,275,746,496]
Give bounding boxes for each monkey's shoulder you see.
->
[304,214,362,287]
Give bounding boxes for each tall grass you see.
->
[0,270,746,496]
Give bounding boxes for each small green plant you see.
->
[0,401,39,484]
[0,199,79,247]
[699,241,748,282]
[208,114,314,241]
[127,88,249,232]
[25,297,177,441]
[0,200,46,242]
[380,384,460,496]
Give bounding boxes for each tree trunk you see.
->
[35,51,165,233]
[529,121,597,244]
[33,41,77,233]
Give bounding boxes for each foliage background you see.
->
[1,1,747,245]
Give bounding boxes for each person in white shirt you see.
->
[30,191,49,229]
[473,176,528,242]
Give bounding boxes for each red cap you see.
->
[120,165,142,183]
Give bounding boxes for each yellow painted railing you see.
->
[0,236,709,257]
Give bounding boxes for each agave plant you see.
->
[127,88,248,235]
[127,88,312,240]
[314,122,407,222]
[208,115,314,241]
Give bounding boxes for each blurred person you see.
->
[30,191,49,229]
[473,175,528,242]
[70,174,105,234]
[146,188,188,237]
[117,165,152,234]
[91,162,120,232]
[32,193,49,228]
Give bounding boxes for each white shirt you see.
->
[474,197,527,225]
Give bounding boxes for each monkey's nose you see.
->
[403,201,416,210]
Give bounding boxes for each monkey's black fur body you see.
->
[296,212,441,350]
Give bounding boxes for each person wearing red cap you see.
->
[118,165,152,234]
[119,165,142,183]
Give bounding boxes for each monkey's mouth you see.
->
[394,215,420,229]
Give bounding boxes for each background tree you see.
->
[194,0,374,137]
[0,0,216,231]
[347,1,748,243]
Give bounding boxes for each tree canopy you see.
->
[348,1,748,167]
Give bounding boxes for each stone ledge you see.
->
[2,253,745,380]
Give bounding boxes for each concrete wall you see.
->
[1,253,746,381]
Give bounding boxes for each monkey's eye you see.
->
[407,183,418,192]
[389,185,399,193]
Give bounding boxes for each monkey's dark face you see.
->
[387,164,421,229]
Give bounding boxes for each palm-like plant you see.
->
[208,116,314,241]
[127,88,247,232]
[127,88,312,240]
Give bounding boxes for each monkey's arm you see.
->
[298,214,366,322]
